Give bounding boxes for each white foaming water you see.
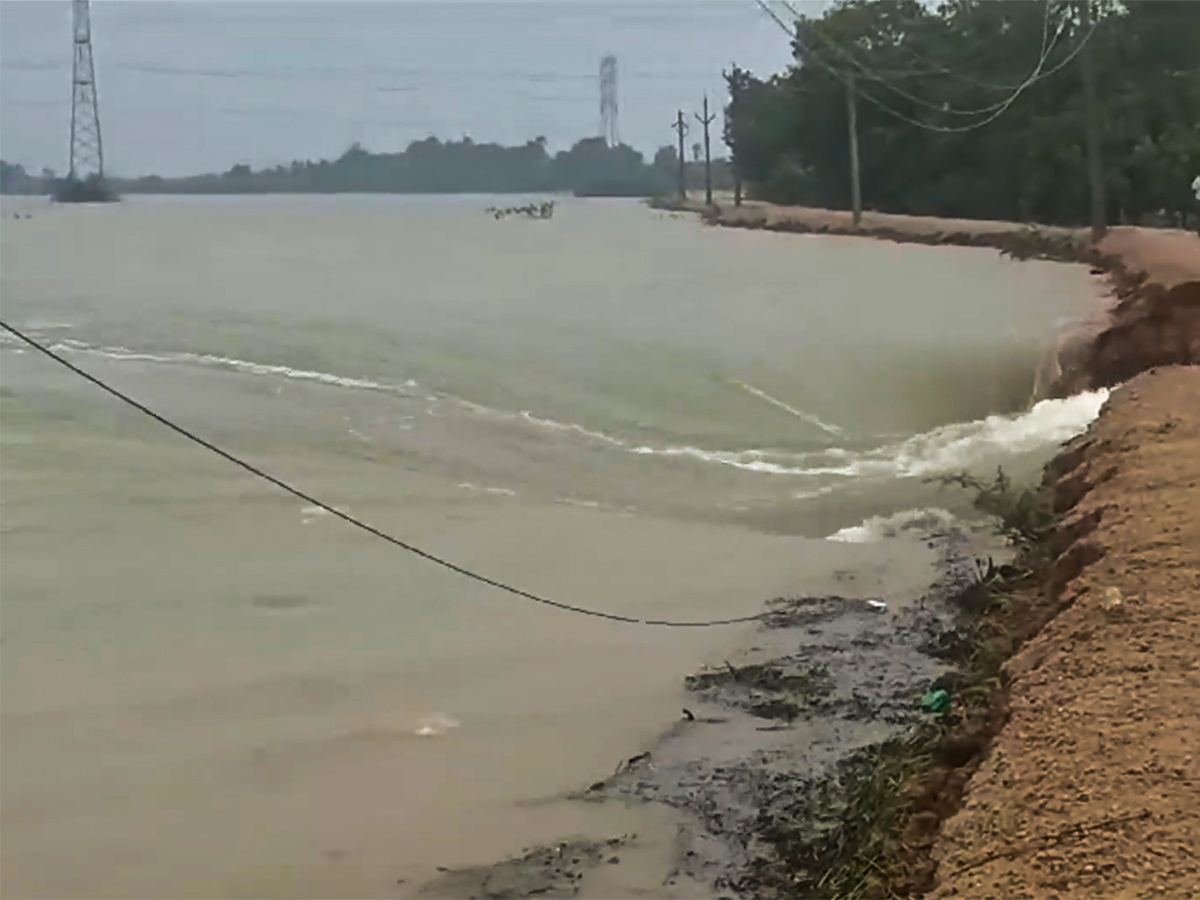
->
[631,389,1109,481]
[848,389,1110,479]
[826,508,960,543]
[515,410,627,446]
[44,338,420,397]
[729,379,845,436]
[414,713,460,738]
[16,329,1108,492]
[457,483,518,497]
[557,497,602,509]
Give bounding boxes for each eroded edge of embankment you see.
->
[652,197,1200,405]
[778,365,1200,899]
[926,366,1200,898]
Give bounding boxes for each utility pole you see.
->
[846,71,862,227]
[695,94,716,206]
[1079,0,1106,242]
[672,110,688,201]
[725,63,744,207]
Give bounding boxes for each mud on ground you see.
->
[415,525,1004,899]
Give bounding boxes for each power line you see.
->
[755,0,1100,134]
[778,0,1068,93]
[781,0,1064,117]
[1,59,718,84]
[0,319,774,630]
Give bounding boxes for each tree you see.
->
[653,145,678,172]
[14,132,727,198]
[722,0,1200,225]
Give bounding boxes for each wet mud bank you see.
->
[413,526,1007,899]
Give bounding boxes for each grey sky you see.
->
[0,0,805,177]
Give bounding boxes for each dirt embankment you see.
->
[932,366,1200,898]
[663,199,1200,400]
[1054,230,1200,397]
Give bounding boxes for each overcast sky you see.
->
[0,0,805,177]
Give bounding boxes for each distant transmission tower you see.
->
[68,0,104,181]
[599,54,619,147]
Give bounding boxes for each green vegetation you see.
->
[932,467,1052,543]
[724,0,1200,226]
[53,175,118,203]
[2,137,733,198]
[751,468,1062,899]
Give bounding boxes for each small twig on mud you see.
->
[944,809,1153,876]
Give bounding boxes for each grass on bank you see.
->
[758,468,1062,899]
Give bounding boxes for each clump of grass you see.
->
[746,471,1067,899]
[929,466,1051,543]
[822,744,932,900]
[750,740,938,900]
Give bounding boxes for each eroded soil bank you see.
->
[931,366,1200,898]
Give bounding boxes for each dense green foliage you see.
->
[724,0,1200,225]
[2,136,732,198]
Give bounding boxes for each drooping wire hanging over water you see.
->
[1,318,782,629]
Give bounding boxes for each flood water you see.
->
[1,195,1104,897]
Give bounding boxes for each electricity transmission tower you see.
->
[68,0,104,182]
[599,54,619,147]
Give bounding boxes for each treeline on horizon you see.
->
[0,136,732,198]
[723,0,1199,226]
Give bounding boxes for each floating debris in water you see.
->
[484,201,555,220]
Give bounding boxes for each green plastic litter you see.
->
[922,689,950,714]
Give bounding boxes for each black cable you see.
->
[1,320,770,628]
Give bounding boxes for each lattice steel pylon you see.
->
[599,54,619,147]
[69,0,104,181]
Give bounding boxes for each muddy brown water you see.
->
[1,194,1103,897]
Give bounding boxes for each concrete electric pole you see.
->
[846,71,862,227]
[672,110,688,201]
[695,94,715,206]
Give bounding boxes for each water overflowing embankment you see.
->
[415,203,1197,899]
[633,200,1199,898]
[658,198,1200,404]
[3,194,1182,897]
